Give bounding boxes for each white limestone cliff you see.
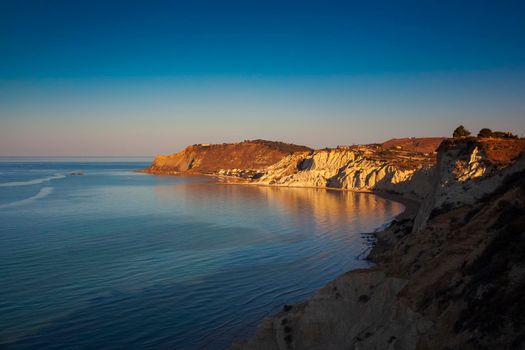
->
[255,147,435,200]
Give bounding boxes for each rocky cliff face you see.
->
[232,138,525,350]
[254,146,436,200]
[145,138,443,202]
[413,138,525,232]
[144,140,311,175]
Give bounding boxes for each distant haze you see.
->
[1,1,524,156]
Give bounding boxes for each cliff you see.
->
[413,138,525,231]
[254,145,436,200]
[144,140,311,175]
[232,138,525,350]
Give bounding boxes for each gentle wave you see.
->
[0,174,65,187]
[0,187,54,208]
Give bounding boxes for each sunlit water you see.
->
[0,158,403,349]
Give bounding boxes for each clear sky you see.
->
[1,0,525,156]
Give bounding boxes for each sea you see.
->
[0,157,404,349]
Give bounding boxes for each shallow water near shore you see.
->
[0,158,403,349]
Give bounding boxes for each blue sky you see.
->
[1,0,525,155]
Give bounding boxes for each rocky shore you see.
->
[230,138,525,350]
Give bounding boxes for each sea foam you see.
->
[0,187,54,208]
[0,174,65,187]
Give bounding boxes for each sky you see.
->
[1,0,525,156]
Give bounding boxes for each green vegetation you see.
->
[477,128,518,139]
[453,125,471,138]
[478,128,493,138]
[453,126,520,139]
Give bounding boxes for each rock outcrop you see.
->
[144,140,311,175]
[413,138,525,231]
[232,138,525,350]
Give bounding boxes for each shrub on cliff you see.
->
[453,125,471,138]
[492,131,518,139]
[478,128,493,138]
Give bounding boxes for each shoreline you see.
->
[140,170,421,347]
[370,190,420,221]
[210,172,421,221]
[141,169,420,240]
[228,187,422,350]
[222,175,421,222]
[215,180,423,349]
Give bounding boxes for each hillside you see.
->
[475,137,525,167]
[380,137,445,153]
[144,140,311,175]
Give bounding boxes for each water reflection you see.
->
[1,170,405,350]
[253,185,403,234]
[153,178,404,237]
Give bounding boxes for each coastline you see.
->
[209,174,421,221]
[225,181,423,349]
[370,190,420,221]
[140,138,525,349]
[230,144,525,349]
[141,170,422,349]
[229,201,422,350]
[141,170,419,246]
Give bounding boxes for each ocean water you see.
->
[0,158,404,349]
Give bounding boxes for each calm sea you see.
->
[0,158,403,349]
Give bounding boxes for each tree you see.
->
[453,125,471,138]
[478,128,493,138]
